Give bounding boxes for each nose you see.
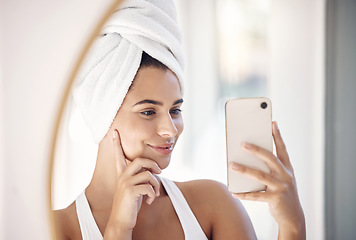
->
[157,113,178,138]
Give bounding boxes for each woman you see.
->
[54,0,305,239]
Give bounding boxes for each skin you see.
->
[54,66,305,240]
[231,124,306,239]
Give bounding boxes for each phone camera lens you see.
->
[261,102,268,109]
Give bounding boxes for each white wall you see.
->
[1,0,114,238]
[269,0,325,239]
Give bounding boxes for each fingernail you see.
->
[232,193,242,199]
[112,130,118,139]
[230,162,240,171]
[242,142,252,149]
[274,121,279,130]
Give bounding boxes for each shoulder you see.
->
[176,179,230,194]
[175,179,243,213]
[53,202,82,240]
[175,179,230,202]
[175,179,257,239]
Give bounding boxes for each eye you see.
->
[140,110,156,116]
[170,108,182,116]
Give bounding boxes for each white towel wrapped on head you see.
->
[73,0,185,144]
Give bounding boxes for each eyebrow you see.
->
[133,98,183,107]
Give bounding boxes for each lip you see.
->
[149,143,174,155]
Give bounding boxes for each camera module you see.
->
[261,102,268,109]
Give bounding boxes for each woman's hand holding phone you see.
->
[230,122,306,240]
[104,130,161,240]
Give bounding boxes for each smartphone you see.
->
[225,97,273,193]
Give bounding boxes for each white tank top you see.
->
[75,177,208,240]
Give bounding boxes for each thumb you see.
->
[112,130,127,174]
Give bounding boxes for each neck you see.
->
[86,136,117,211]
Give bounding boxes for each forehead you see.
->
[125,67,182,104]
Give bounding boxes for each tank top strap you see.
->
[75,191,103,240]
[75,179,208,240]
[160,177,208,240]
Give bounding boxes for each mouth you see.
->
[148,143,174,155]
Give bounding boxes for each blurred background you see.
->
[1,0,355,239]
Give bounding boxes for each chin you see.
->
[143,146,174,170]
[126,152,171,170]
[155,157,171,170]
[142,152,171,170]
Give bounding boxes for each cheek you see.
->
[175,117,184,136]
[117,118,152,160]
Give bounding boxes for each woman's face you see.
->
[112,67,183,169]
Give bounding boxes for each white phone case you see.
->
[225,97,273,193]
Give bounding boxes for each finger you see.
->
[129,184,156,205]
[128,171,160,197]
[242,142,285,174]
[230,163,280,190]
[125,158,162,176]
[272,121,291,168]
[232,191,272,202]
[112,130,127,174]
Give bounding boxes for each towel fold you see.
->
[73,0,185,144]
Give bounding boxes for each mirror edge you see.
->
[47,0,123,239]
